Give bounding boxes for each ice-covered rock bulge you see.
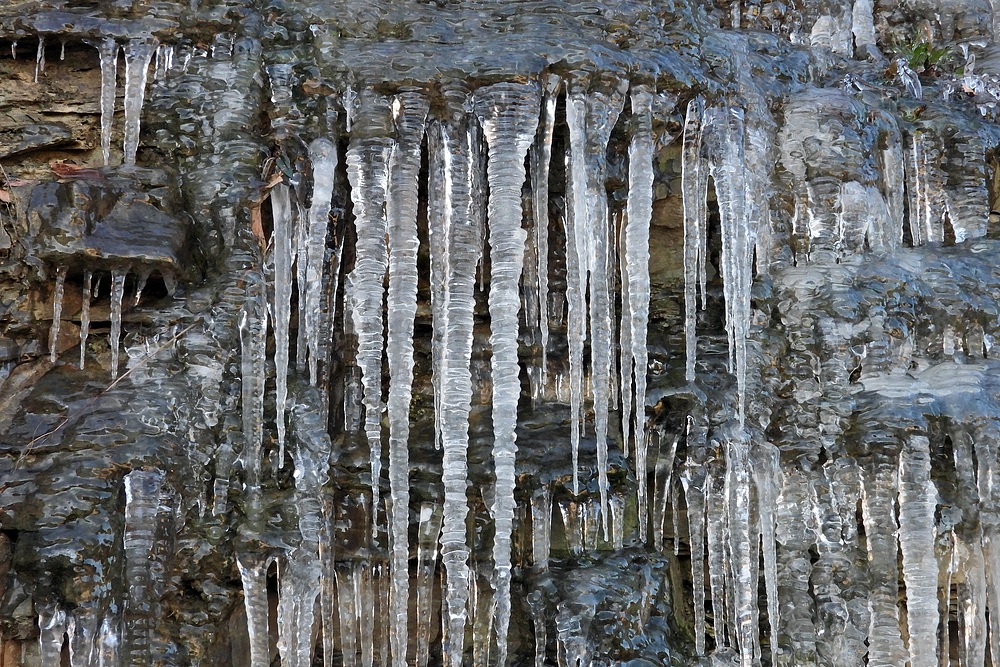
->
[6,0,1000,665]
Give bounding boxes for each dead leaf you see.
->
[263,172,284,192]
[50,162,105,181]
[4,179,36,187]
[0,190,10,204]
[250,203,267,252]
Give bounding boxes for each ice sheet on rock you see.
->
[305,138,338,385]
[426,94,479,667]
[38,604,68,665]
[473,80,540,667]
[385,89,428,667]
[123,38,157,165]
[239,270,268,511]
[565,81,625,535]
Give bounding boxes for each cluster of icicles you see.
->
[231,70,774,666]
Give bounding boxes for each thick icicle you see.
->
[239,270,268,510]
[34,36,45,83]
[474,80,540,667]
[682,98,708,383]
[530,75,559,387]
[726,437,757,666]
[305,138,337,385]
[109,269,126,380]
[93,38,118,167]
[427,91,480,665]
[385,89,428,667]
[122,38,157,165]
[270,184,293,464]
[898,434,939,667]
[346,93,395,536]
[681,462,708,655]
[237,554,272,667]
[48,266,66,363]
[71,269,87,363]
[38,605,68,664]
[625,86,654,542]
[415,503,443,667]
[565,81,625,534]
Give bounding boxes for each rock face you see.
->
[2,0,1000,666]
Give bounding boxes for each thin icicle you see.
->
[753,442,782,664]
[682,98,708,382]
[79,270,91,369]
[346,94,394,538]
[305,138,337,385]
[565,82,626,535]
[122,37,157,165]
[385,89,428,667]
[427,96,479,666]
[474,81,540,667]
[95,38,118,166]
[34,36,45,83]
[109,269,126,379]
[726,437,757,666]
[681,463,707,655]
[48,266,66,363]
[626,86,654,542]
[415,503,443,667]
[531,75,559,388]
[271,184,294,464]
[531,485,553,569]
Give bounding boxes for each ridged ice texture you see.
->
[898,434,940,667]
[123,38,157,165]
[530,75,559,390]
[305,138,338,385]
[385,89,428,667]
[726,437,757,666]
[752,442,782,664]
[415,503,443,667]
[681,462,708,655]
[473,80,540,667]
[682,97,708,383]
[624,86,654,542]
[239,270,268,510]
[95,38,118,167]
[238,554,272,667]
[347,94,395,537]
[565,82,625,528]
[270,183,294,463]
[426,96,479,666]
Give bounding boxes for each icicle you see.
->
[415,503,443,667]
[238,555,272,667]
[122,37,157,165]
[609,492,625,550]
[531,485,552,569]
[626,86,654,542]
[11,41,15,59]
[427,91,479,667]
[385,89,428,667]
[239,270,268,509]
[109,268,126,379]
[531,75,559,388]
[271,184,293,464]
[59,39,65,61]
[38,604,68,664]
[896,58,923,99]
[336,562,360,667]
[705,457,731,647]
[752,442,781,664]
[122,468,166,666]
[527,589,547,667]
[132,269,149,306]
[473,81,540,667]
[95,38,118,167]
[898,434,939,667]
[34,36,45,83]
[346,94,394,537]
[682,97,707,382]
[48,266,67,363]
[652,428,680,550]
[681,463,707,655]
[305,138,337,385]
[565,82,626,534]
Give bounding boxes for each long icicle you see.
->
[122,37,157,165]
[305,138,338,385]
[385,89,428,667]
[79,270,91,369]
[96,38,118,166]
[48,266,67,363]
[271,183,294,464]
[626,86,654,542]
[346,92,395,540]
[109,268,127,380]
[474,80,540,667]
[531,75,559,389]
[428,86,479,665]
[682,97,707,382]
